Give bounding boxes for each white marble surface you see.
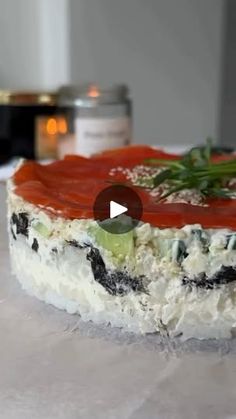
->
[1,185,236,419]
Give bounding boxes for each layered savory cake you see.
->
[7,145,236,339]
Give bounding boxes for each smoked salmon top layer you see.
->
[13,145,236,230]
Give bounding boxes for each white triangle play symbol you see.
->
[110,200,128,219]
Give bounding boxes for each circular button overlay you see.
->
[93,185,143,234]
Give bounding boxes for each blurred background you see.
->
[0,0,234,163]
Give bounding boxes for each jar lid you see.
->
[58,83,129,107]
[0,90,58,105]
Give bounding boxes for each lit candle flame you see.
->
[88,85,100,98]
[46,117,67,135]
[58,118,67,134]
[46,118,57,135]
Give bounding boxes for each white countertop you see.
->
[1,185,236,418]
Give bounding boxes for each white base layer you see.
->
[10,238,156,334]
[9,236,236,340]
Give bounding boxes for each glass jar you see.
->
[57,83,132,158]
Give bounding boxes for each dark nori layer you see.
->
[11,212,29,237]
[32,238,39,252]
[182,265,236,289]
[86,247,145,296]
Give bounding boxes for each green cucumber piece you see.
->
[32,222,51,238]
[172,240,187,263]
[89,225,134,262]
[192,228,209,253]
[226,234,236,251]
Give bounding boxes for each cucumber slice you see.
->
[89,225,134,262]
[158,238,172,259]
[226,234,236,251]
[172,240,188,263]
[192,228,209,252]
[32,222,51,238]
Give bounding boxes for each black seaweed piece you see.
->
[66,240,90,249]
[32,238,39,252]
[66,240,82,248]
[11,213,18,225]
[11,212,29,237]
[182,265,236,290]
[86,247,145,296]
[11,227,16,240]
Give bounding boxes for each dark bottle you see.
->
[0,90,58,163]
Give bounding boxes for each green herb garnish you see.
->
[144,139,236,200]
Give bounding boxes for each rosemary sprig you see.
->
[144,140,236,200]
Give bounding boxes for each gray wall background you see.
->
[0,0,69,90]
[220,0,236,147]
[0,0,224,146]
[69,0,224,145]
[0,0,42,88]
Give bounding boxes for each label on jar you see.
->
[75,117,131,157]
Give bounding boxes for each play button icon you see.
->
[93,184,143,234]
[110,201,128,219]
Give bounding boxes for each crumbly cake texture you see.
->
[8,181,236,340]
